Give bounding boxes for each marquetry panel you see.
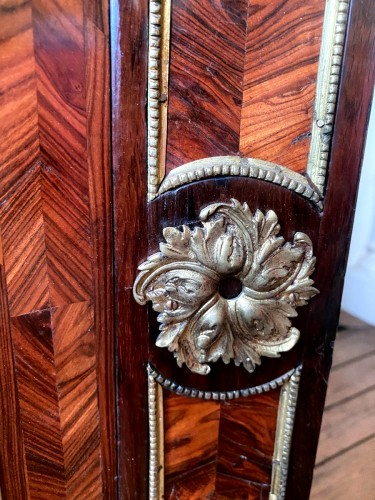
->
[0,4,39,195]
[11,309,66,498]
[0,1,114,498]
[239,0,325,171]
[164,395,220,494]
[0,167,50,317]
[111,0,374,499]
[166,0,248,171]
[164,389,280,498]
[166,0,325,174]
[52,302,102,498]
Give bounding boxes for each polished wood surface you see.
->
[166,0,325,173]
[148,177,319,393]
[111,0,149,497]
[164,395,219,496]
[164,389,280,498]
[113,0,375,498]
[0,0,373,498]
[286,2,375,496]
[166,0,248,171]
[0,262,28,498]
[240,0,325,171]
[0,1,114,498]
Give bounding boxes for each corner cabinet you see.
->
[0,1,373,499]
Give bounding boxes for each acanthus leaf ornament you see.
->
[133,200,318,375]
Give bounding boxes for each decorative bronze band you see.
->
[157,156,323,209]
[308,0,350,193]
[270,364,303,499]
[146,1,350,203]
[147,363,303,499]
[148,0,171,201]
[148,363,301,400]
[148,370,164,500]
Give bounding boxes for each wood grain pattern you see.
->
[1,166,50,316]
[324,353,375,407]
[164,393,219,490]
[333,313,375,366]
[111,0,150,497]
[11,304,102,499]
[0,2,39,196]
[166,0,325,174]
[114,1,375,497]
[12,309,66,499]
[52,302,101,499]
[0,0,114,497]
[163,389,279,498]
[165,461,217,500]
[315,388,375,465]
[216,392,279,493]
[33,0,93,307]
[84,1,117,496]
[0,250,29,498]
[166,0,248,171]
[240,0,325,171]
[311,314,375,498]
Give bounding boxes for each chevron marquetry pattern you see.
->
[0,1,113,498]
[166,0,326,173]
[164,389,280,498]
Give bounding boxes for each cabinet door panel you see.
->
[0,0,373,499]
[112,0,375,499]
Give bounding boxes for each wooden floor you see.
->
[310,311,375,499]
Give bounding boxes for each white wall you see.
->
[341,92,375,325]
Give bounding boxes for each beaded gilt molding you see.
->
[134,199,318,375]
[148,0,171,201]
[307,0,350,193]
[148,370,164,500]
[146,0,350,202]
[158,156,323,209]
[147,363,303,500]
[148,362,299,400]
[270,364,303,499]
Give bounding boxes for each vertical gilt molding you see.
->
[270,365,302,500]
[308,0,350,193]
[148,0,171,201]
[147,363,303,498]
[148,367,164,500]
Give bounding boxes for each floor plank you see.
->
[338,311,370,330]
[311,437,375,499]
[332,327,375,367]
[315,388,374,464]
[311,312,375,498]
[326,353,375,407]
